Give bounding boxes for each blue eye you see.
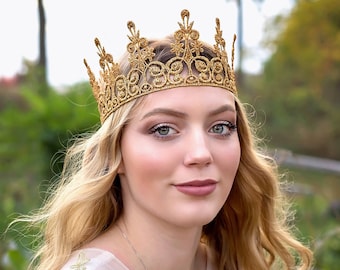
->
[209,121,237,136]
[149,124,177,138]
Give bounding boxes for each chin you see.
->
[173,207,221,228]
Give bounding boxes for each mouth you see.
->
[174,179,217,196]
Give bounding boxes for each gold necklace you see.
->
[117,225,148,270]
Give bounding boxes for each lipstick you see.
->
[174,179,217,196]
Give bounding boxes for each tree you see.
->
[37,0,48,92]
[226,0,264,88]
[259,0,340,158]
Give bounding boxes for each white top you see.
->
[61,248,129,270]
[61,247,216,270]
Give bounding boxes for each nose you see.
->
[183,129,213,167]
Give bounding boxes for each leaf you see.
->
[6,249,27,270]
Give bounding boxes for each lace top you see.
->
[61,248,128,270]
[61,247,216,270]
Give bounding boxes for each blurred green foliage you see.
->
[254,0,340,159]
[285,168,340,270]
[0,80,99,269]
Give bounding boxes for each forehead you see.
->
[136,86,236,113]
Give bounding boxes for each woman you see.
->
[26,9,313,270]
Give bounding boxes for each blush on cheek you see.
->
[124,147,171,177]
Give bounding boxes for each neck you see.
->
[115,212,206,270]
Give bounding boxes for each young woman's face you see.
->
[118,86,240,228]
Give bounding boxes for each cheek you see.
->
[218,141,241,175]
[120,139,178,181]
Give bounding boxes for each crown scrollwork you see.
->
[84,9,237,123]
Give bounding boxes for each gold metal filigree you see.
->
[84,9,237,123]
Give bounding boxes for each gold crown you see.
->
[84,9,237,123]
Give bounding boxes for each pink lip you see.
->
[174,179,217,196]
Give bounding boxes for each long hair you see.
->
[21,39,312,270]
[203,98,313,269]
[23,99,139,270]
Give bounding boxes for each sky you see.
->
[0,0,293,89]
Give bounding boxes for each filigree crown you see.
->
[84,9,237,123]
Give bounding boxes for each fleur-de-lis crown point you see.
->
[84,9,237,123]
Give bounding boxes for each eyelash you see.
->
[149,123,177,139]
[149,121,237,139]
[209,121,237,137]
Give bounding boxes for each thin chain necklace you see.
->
[117,225,208,270]
[117,225,148,270]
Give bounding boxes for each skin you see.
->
[89,86,240,270]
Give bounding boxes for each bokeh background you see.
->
[1,0,339,269]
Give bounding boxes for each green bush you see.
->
[1,82,99,269]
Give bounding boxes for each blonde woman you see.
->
[24,9,313,270]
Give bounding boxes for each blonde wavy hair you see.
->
[22,39,312,270]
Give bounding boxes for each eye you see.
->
[149,123,178,138]
[209,121,237,136]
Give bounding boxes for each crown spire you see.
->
[85,9,237,123]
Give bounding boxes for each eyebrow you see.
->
[142,108,187,120]
[208,104,236,116]
[141,104,236,120]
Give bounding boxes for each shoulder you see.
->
[61,248,129,270]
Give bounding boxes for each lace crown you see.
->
[84,9,237,123]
